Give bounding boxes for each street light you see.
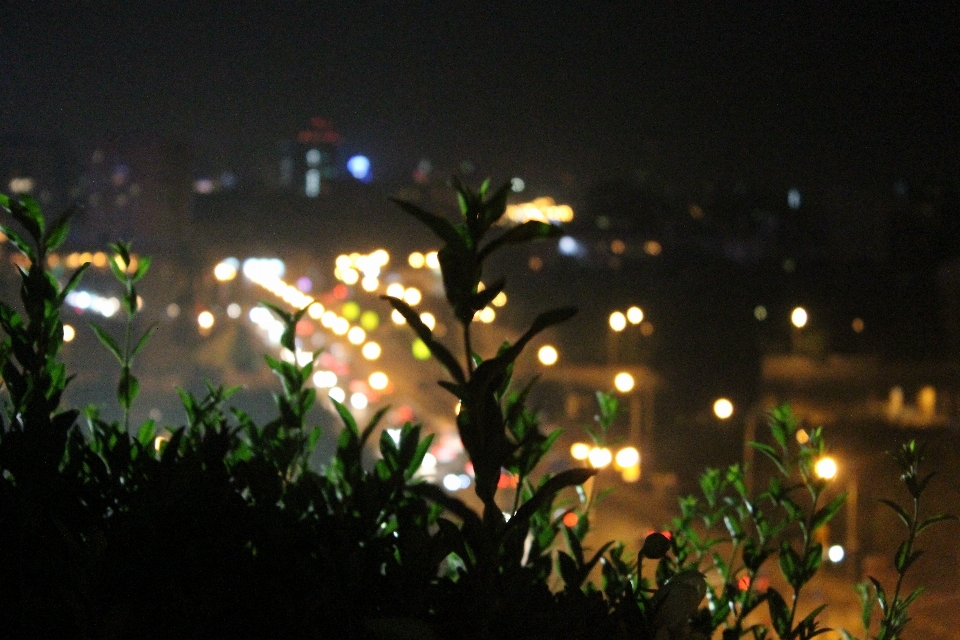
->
[791,306,808,329]
[614,372,635,393]
[815,456,838,480]
[609,311,627,332]
[713,398,734,420]
[538,345,558,366]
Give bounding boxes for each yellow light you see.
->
[335,255,352,270]
[308,303,324,319]
[391,309,406,324]
[362,341,381,360]
[609,311,627,332]
[538,345,558,366]
[92,252,108,268]
[62,324,76,342]
[341,268,359,285]
[197,311,215,329]
[643,240,662,256]
[370,249,389,267]
[361,276,379,292]
[412,338,431,360]
[615,446,640,469]
[408,252,425,268]
[420,312,436,330]
[791,307,808,328]
[321,311,337,327]
[342,301,361,320]
[570,442,590,460]
[477,307,496,323]
[332,317,350,335]
[403,287,422,305]
[214,261,237,281]
[386,283,405,299]
[796,429,810,444]
[347,326,366,344]
[626,306,644,324]
[360,310,379,330]
[425,251,440,269]
[588,447,612,469]
[613,372,634,393]
[492,291,507,307]
[852,317,865,333]
[368,371,388,390]
[713,398,734,420]
[815,457,838,480]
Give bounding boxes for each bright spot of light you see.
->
[713,398,734,420]
[815,457,838,480]
[403,287,422,305]
[214,261,237,281]
[788,188,802,210]
[368,372,388,390]
[588,447,612,469]
[198,311,215,330]
[476,307,495,323]
[558,236,581,256]
[538,345,558,366]
[420,452,437,472]
[313,370,337,388]
[361,276,379,292]
[391,309,406,325]
[510,177,525,192]
[791,307,808,328]
[350,392,368,410]
[329,387,346,403]
[492,291,507,307]
[346,155,371,181]
[167,303,180,318]
[347,326,366,344]
[609,311,627,332]
[626,306,643,324]
[386,283,405,299]
[362,341,381,360]
[425,251,440,269]
[443,474,462,491]
[614,372,635,393]
[615,447,640,468]
[570,442,590,460]
[420,312,436,330]
[62,324,76,342]
[409,252,425,268]
[226,303,241,319]
[828,545,845,563]
[754,305,768,321]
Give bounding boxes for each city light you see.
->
[214,260,238,281]
[412,339,431,360]
[609,311,627,332]
[425,251,440,269]
[391,309,406,324]
[626,306,644,324]
[226,303,242,319]
[197,311,215,330]
[713,398,734,420]
[368,372,388,390]
[402,287,422,305]
[361,341,381,360]
[477,307,496,323]
[614,447,639,469]
[386,283,405,299]
[329,387,346,403]
[62,324,76,342]
[815,457,838,480]
[492,291,507,307]
[420,312,436,330]
[350,392,368,410]
[312,370,337,388]
[347,326,366,344]
[361,276,379,292]
[614,372,635,393]
[791,306,808,328]
[570,442,590,460]
[408,252,425,268]
[504,197,574,224]
[588,447,612,469]
[827,544,845,563]
[538,345,558,366]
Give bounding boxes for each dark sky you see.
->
[3,1,958,191]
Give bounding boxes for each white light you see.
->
[420,312,436,330]
[626,306,644,324]
[347,326,366,344]
[346,155,371,180]
[295,350,313,366]
[198,311,215,330]
[386,428,402,445]
[312,370,337,388]
[391,309,406,324]
[538,345,558,366]
[458,473,471,488]
[362,342,381,360]
[425,251,440,269]
[350,392,368,409]
[167,303,180,318]
[332,317,350,335]
[713,398,734,420]
[615,447,640,468]
[368,371,388,390]
[614,372,635,393]
[420,452,437,471]
[62,324,76,342]
[226,303,241,319]
[305,169,321,197]
[214,261,237,281]
[408,252,425,268]
[791,307,808,328]
[328,387,346,403]
[403,287,422,305]
[788,188,801,210]
[588,447,612,469]
[386,283,405,299]
[361,276,379,292]
[306,148,322,166]
[828,544,845,563]
[443,474,462,491]
[510,177,525,192]
[558,236,580,256]
[815,457,838,480]
[242,258,285,280]
[477,307,495,323]
[609,311,627,332]
[570,442,590,460]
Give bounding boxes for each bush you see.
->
[0,187,952,640]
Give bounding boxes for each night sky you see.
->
[3,1,958,191]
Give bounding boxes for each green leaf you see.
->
[9,195,44,241]
[57,262,90,304]
[136,420,156,448]
[43,205,77,252]
[479,220,563,261]
[390,198,463,248]
[505,467,596,538]
[878,499,910,528]
[131,325,156,358]
[331,397,359,438]
[132,255,152,282]
[382,294,465,384]
[89,322,123,363]
[766,587,791,638]
[0,224,36,262]
[812,492,847,532]
[916,513,958,535]
[118,370,140,410]
[749,441,786,474]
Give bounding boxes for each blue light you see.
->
[347,155,371,181]
[787,188,801,210]
[558,235,584,257]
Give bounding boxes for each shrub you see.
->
[0,188,952,640]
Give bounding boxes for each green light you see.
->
[412,338,431,360]
[342,301,360,320]
[360,310,379,331]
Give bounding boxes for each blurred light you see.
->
[614,372,635,393]
[305,169,321,197]
[505,197,573,224]
[167,303,181,319]
[306,148,321,166]
[538,345,558,366]
[361,276,379,292]
[408,252,425,268]
[198,311,215,330]
[558,236,582,256]
[340,268,359,285]
[510,177,525,192]
[477,307,496,323]
[342,301,361,320]
[828,544,845,563]
[791,307,808,328]
[313,370,337,388]
[242,257,285,280]
[609,311,627,332]
[391,309,406,325]
[754,305,768,321]
[346,155,371,180]
[226,303,242,319]
[815,457,837,480]
[788,188,801,210]
[386,428,402,445]
[588,447,612,469]
[403,287,422,305]
[386,283,405,299]
[492,291,507,307]
[329,387,346,403]
[713,398,734,419]
[412,338,431,360]
[296,276,312,292]
[796,429,810,444]
[443,474,462,491]
[458,473,471,488]
[610,239,626,254]
[347,326,366,344]
[368,372,388,390]
[425,251,440,269]
[358,310,378,330]
[643,240,662,256]
[626,306,643,324]
[62,324,76,342]
[332,317,350,335]
[336,254,352,270]
[370,249,389,267]
[420,312,436,330]
[570,443,591,460]
[852,317,865,333]
[308,303,325,319]
[321,310,337,327]
[362,341,381,360]
[92,252,108,267]
[350,392,368,410]
[8,177,34,194]
[615,447,640,469]
[420,452,438,472]
[562,512,579,527]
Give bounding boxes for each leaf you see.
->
[505,467,596,538]
[132,255,152,282]
[89,322,123,363]
[136,420,156,448]
[878,499,910,528]
[390,198,463,248]
[409,482,483,531]
[43,205,77,252]
[57,262,90,304]
[479,220,563,261]
[331,398,359,438]
[868,577,888,616]
[382,295,465,383]
[9,195,44,241]
[0,224,36,262]
[131,325,156,358]
[766,587,791,639]
[812,492,847,531]
[749,441,786,474]
[916,513,958,535]
[118,370,140,410]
